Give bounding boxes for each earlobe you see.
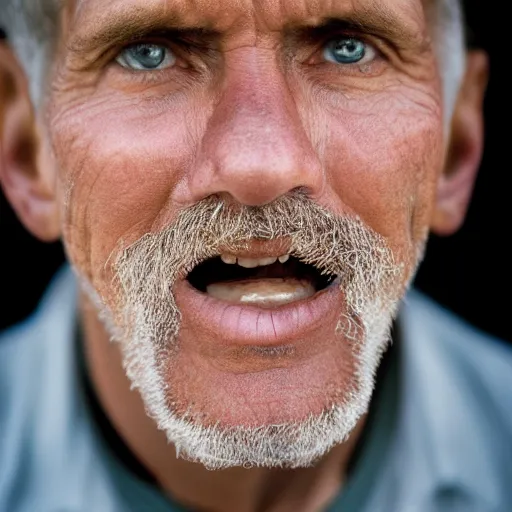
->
[0,42,61,242]
[431,50,489,236]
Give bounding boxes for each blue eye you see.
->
[323,38,370,64]
[116,43,177,71]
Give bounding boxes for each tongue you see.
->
[206,278,315,308]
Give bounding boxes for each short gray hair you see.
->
[0,0,60,107]
[431,0,467,127]
[0,0,466,125]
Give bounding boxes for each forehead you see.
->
[69,0,430,37]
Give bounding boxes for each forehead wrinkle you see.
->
[71,0,241,32]
[70,0,432,35]
[68,1,204,55]
[241,0,431,58]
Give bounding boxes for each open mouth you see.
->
[187,253,337,309]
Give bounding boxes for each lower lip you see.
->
[174,278,344,348]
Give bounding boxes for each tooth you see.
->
[278,254,290,263]
[237,257,259,268]
[259,257,277,266]
[221,254,237,264]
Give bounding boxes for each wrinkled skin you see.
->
[51,0,441,429]
[0,0,487,510]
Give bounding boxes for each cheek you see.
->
[49,97,201,283]
[321,90,444,267]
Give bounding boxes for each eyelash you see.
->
[112,33,385,83]
[109,39,205,88]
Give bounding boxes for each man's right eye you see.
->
[115,43,177,71]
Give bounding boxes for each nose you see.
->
[189,53,324,206]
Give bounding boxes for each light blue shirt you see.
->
[1,267,511,511]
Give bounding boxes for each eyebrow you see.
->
[68,9,218,57]
[68,2,430,57]
[292,8,430,53]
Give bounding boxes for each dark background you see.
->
[0,1,509,342]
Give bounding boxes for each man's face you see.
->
[47,0,445,466]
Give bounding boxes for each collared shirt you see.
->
[0,267,511,512]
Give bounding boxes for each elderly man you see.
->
[0,0,511,510]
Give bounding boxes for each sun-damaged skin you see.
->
[0,0,488,510]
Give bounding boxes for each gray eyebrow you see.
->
[68,0,431,58]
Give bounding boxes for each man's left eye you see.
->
[323,37,375,65]
[116,43,177,71]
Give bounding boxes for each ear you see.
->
[0,41,60,242]
[430,50,489,236]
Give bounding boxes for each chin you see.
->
[116,286,397,470]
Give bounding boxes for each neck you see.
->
[80,292,366,512]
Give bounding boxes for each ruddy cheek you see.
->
[322,96,442,233]
[51,101,199,271]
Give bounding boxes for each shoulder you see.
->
[0,267,78,401]
[403,289,512,410]
[0,268,79,511]
[400,290,512,502]
[0,300,52,432]
[383,291,512,509]
[0,302,48,509]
